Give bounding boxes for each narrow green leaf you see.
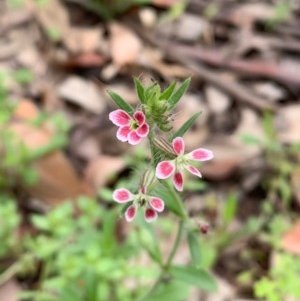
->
[168,78,191,109]
[85,271,98,301]
[134,77,146,104]
[141,281,189,301]
[170,111,202,141]
[187,231,201,266]
[240,134,261,145]
[136,216,162,264]
[107,90,134,114]
[169,265,217,292]
[222,192,238,226]
[152,181,186,218]
[159,81,176,100]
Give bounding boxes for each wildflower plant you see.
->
[108,77,217,298]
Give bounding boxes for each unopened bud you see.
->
[153,137,176,157]
[198,222,210,234]
[141,168,156,191]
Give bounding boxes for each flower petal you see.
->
[113,188,133,203]
[173,171,184,191]
[128,131,142,145]
[187,148,214,161]
[156,161,175,179]
[116,126,130,142]
[136,122,149,137]
[172,137,185,155]
[125,205,137,222]
[109,109,131,126]
[144,208,157,223]
[149,197,164,212]
[185,164,202,177]
[133,111,145,126]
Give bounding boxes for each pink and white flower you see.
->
[109,109,149,145]
[112,186,164,222]
[155,137,213,191]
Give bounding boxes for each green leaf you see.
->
[170,111,202,141]
[169,265,217,292]
[107,90,134,114]
[134,77,146,104]
[142,281,189,301]
[85,271,98,301]
[168,78,191,109]
[262,111,276,141]
[31,215,50,231]
[187,231,201,266]
[136,214,162,264]
[152,181,186,218]
[222,192,238,226]
[159,82,176,100]
[240,134,261,145]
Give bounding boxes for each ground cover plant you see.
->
[1,0,300,300]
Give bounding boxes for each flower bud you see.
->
[141,168,156,191]
[153,137,176,157]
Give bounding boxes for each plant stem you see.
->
[166,220,184,267]
[136,220,185,301]
[0,261,20,286]
[162,180,187,220]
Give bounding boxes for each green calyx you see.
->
[141,168,156,191]
[133,77,191,133]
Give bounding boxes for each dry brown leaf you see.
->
[65,52,107,68]
[57,76,106,114]
[291,168,300,206]
[109,22,142,67]
[141,49,191,79]
[28,0,102,54]
[28,0,69,40]
[13,99,39,120]
[10,100,94,207]
[276,104,300,144]
[85,155,126,190]
[64,27,102,54]
[201,136,262,180]
[281,220,300,254]
[205,85,231,114]
[0,278,22,301]
[230,3,275,28]
[152,0,179,7]
[175,14,210,43]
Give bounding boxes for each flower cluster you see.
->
[109,80,213,223]
[113,186,164,222]
[156,137,213,191]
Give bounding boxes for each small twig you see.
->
[127,21,277,112]
[174,43,300,87]
[0,262,20,286]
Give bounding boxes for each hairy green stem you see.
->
[140,125,187,300]
[136,220,185,301]
[162,180,187,220]
[165,220,184,267]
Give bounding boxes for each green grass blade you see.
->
[168,78,191,109]
[169,265,217,292]
[134,77,146,104]
[170,111,202,141]
[107,90,134,114]
[160,81,176,100]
